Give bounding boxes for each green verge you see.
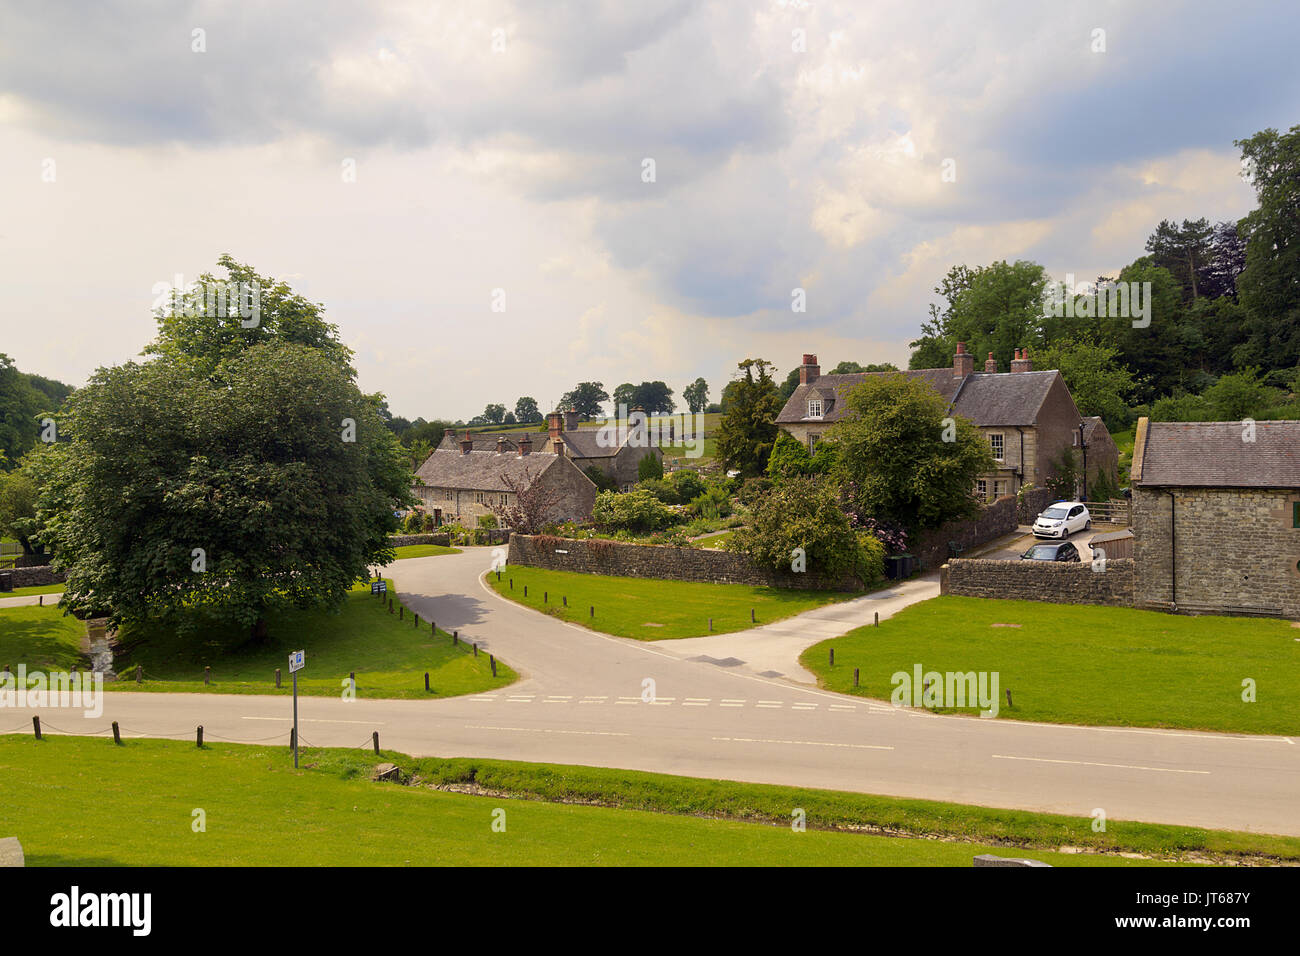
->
[0,583,67,598]
[0,735,1247,866]
[486,565,854,640]
[390,544,462,559]
[0,580,517,699]
[802,595,1300,735]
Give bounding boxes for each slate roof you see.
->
[777,368,1061,427]
[1132,420,1300,488]
[415,449,561,492]
[437,428,623,459]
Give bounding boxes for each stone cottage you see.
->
[1130,417,1300,619]
[414,433,597,528]
[437,408,662,492]
[776,347,1115,503]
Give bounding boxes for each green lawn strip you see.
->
[390,544,461,559]
[0,736,1200,867]
[802,595,1300,735]
[103,579,515,699]
[692,530,738,549]
[0,604,85,672]
[1,583,67,598]
[486,565,854,640]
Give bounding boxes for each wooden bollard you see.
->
[589,606,594,618]
[510,578,513,589]
[709,618,713,632]
[275,668,281,688]
[204,665,211,686]
[473,643,478,657]
[874,612,879,627]
[372,731,380,754]
[388,599,393,613]
[854,668,860,688]
[111,721,121,745]
[453,630,458,645]
[524,585,528,597]
[32,716,41,740]
[544,591,548,603]
[750,608,755,623]
[414,614,419,628]
[135,664,142,684]
[350,671,355,690]
[562,595,567,607]
[289,728,296,751]
[829,648,835,667]
[489,654,496,677]
[496,570,501,581]
[400,605,404,620]
[196,725,204,748]
[1006,689,1012,708]
[424,672,430,692]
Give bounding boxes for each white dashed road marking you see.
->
[991,754,1210,775]
[713,736,893,751]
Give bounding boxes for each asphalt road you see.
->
[5,549,1298,836]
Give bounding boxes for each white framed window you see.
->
[976,479,988,501]
[808,433,821,452]
[988,433,1004,461]
[993,479,1007,499]
[807,399,823,419]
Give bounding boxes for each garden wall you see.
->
[941,557,1135,607]
[387,533,452,547]
[3,566,66,588]
[508,534,861,591]
[911,496,1019,570]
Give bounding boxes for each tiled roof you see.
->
[437,428,622,460]
[776,368,1059,427]
[415,449,561,492]
[1133,420,1300,488]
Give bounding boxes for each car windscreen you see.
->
[1042,508,1069,519]
[1025,546,1056,558]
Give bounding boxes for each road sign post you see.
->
[289,650,305,769]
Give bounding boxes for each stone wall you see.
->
[942,557,1135,606]
[388,533,452,547]
[1132,485,1300,618]
[508,534,861,591]
[2,565,66,589]
[912,495,1019,569]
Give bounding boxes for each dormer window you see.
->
[807,399,823,419]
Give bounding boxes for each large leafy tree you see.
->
[514,396,541,423]
[910,261,1047,371]
[682,377,709,413]
[0,353,71,467]
[1234,125,1300,372]
[715,359,782,477]
[828,373,995,532]
[560,382,610,420]
[1030,338,1137,429]
[43,343,410,635]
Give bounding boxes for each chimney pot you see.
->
[984,351,998,373]
[953,342,974,379]
[459,431,473,455]
[518,434,532,456]
[1011,347,1033,373]
[547,410,562,442]
[553,438,566,458]
[799,353,821,386]
[563,409,579,431]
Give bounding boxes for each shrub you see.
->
[402,510,425,534]
[636,477,676,503]
[667,469,707,503]
[637,453,664,482]
[477,514,498,529]
[591,489,676,533]
[737,477,772,507]
[688,485,732,520]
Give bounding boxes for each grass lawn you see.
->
[0,735,1214,867]
[0,603,86,672]
[1,582,66,598]
[486,565,854,640]
[802,595,1300,734]
[0,579,515,700]
[389,544,461,559]
[692,529,739,549]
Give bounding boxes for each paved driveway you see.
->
[976,525,1119,562]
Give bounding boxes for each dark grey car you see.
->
[1021,541,1080,562]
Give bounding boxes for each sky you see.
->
[1,0,1295,421]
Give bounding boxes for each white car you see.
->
[1032,501,1091,539]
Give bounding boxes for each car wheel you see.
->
[1085,519,1091,531]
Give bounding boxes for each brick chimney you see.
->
[1011,348,1033,373]
[799,353,820,385]
[953,342,974,379]
[496,435,508,455]
[563,408,579,431]
[547,410,562,441]
[553,438,566,458]
[518,434,532,456]
[459,431,473,455]
[984,351,998,373]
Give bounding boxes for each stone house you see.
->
[414,433,597,528]
[776,347,1114,503]
[1130,417,1300,619]
[437,408,662,492]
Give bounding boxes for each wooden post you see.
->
[750,608,755,623]
[424,672,430,692]
[111,721,121,745]
[874,612,879,627]
[544,591,548,603]
[562,595,567,607]
[196,726,204,748]
[709,618,713,632]
[400,605,404,620]
[414,614,419,628]
[275,668,281,689]
[829,648,835,667]
[38,595,43,606]
[135,664,142,684]
[589,606,594,618]
[289,727,296,751]
[524,585,528,597]
[372,731,380,754]
[473,642,478,657]
[1006,689,1012,708]
[453,630,458,645]
[32,716,41,740]
[510,578,513,589]
[490,654,496,677]
[204,665,211,686]
[854,668,860,688]
[388,599,393,613]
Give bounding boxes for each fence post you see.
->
[750,608,755,623]
[415,614,419,628]
[32,716,41,740]
[111,721,121,745]
[196,726,203,748]
[275,668,281,689]
[424,672,430,692]
[590,606,594,618]
[453,630,458,645]
[372,731,380,755]
[204,665,211,686]
[490,655,496,677]
[135,664,142,684]
[400,605,404,620]
[289,727,296,751]
[708,618,713,632]
[874,612,879,627]
[472,643,478,657]
[854,668,860,688]
[829,648,834,667]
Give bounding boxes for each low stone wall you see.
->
[508,534,860,591]
[3,565,66,589]
[912,496,1019,570]
[387,533,452,547]
[941,557,1135,607]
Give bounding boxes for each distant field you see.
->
[486,565,852,639]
